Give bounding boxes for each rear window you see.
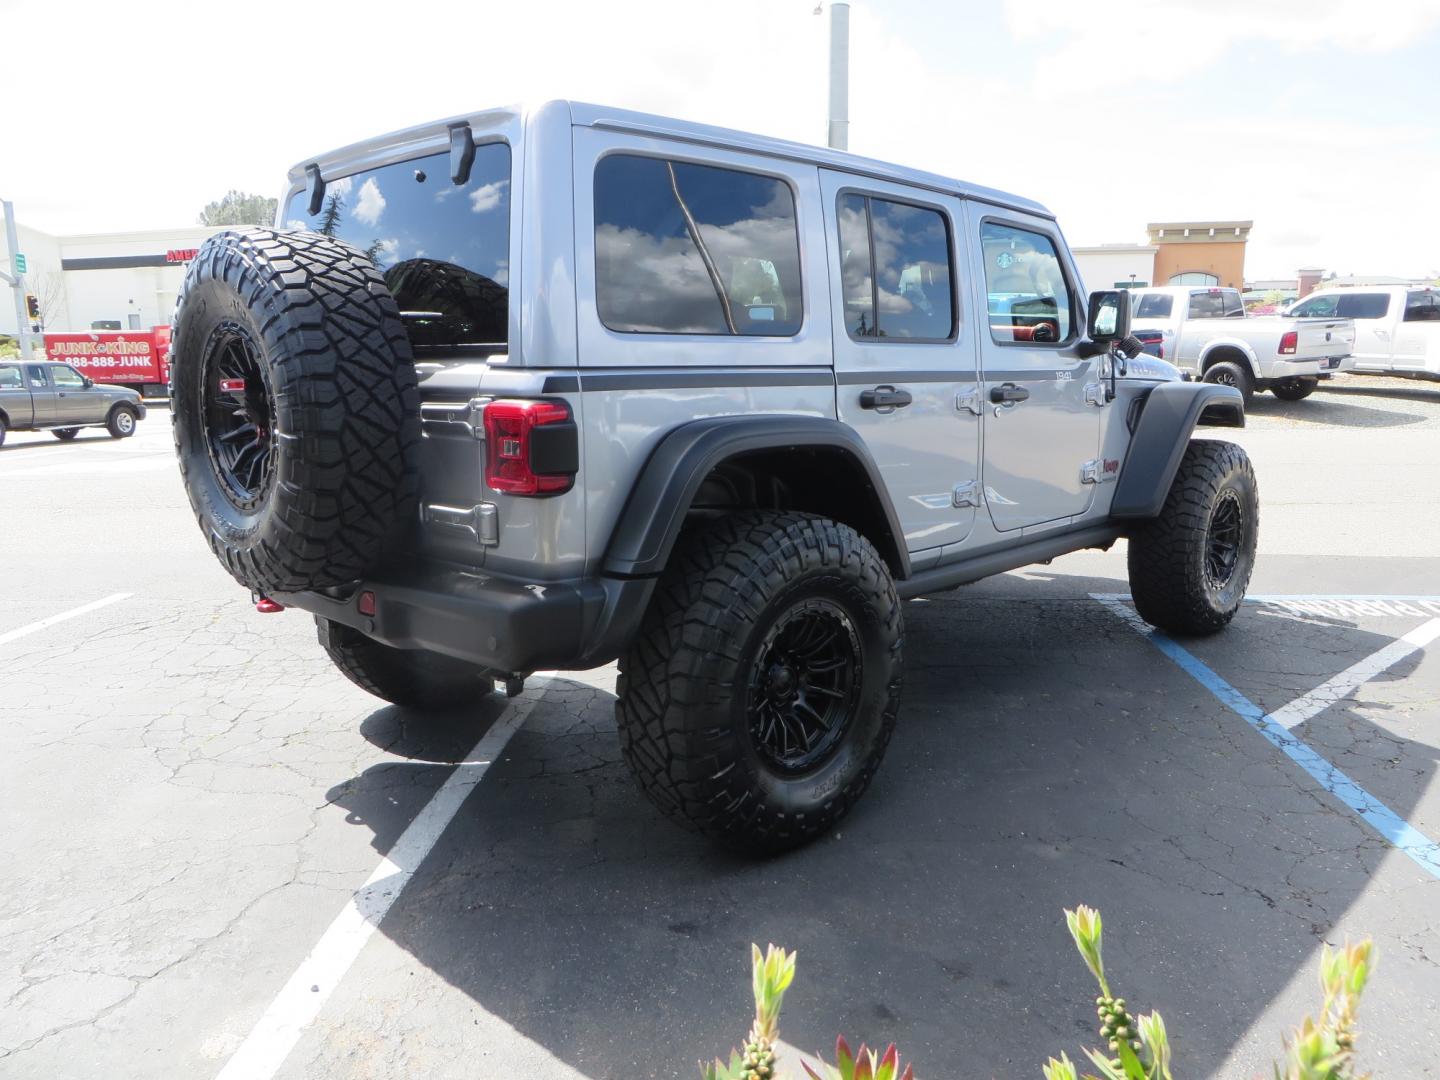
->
[593,154,803,336]
[1134,293,1173,319]
[284,142,511,352]
[1188,290,1243,318]
[1336,293,1390,319]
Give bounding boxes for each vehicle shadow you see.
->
[1246,393,1425,427]
[1320,378,1440,404]
[318,574,1436,1077]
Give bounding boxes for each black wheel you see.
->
[616,511,904,854]
[0,414,7,446]
[1271,376,1317,402]
[170,228,420,595]
[316,616,496,710]
[1127,440,1259,635]
[52,427,81,441]
[106,408,137,438]
[1202,360,1254,407]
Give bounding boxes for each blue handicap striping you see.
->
[1093,595,1440,882]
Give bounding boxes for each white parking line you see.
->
[1269,618,1440,729]
[0,592,132,646]
[215,678,552,1080]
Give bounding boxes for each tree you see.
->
[317,193,343,237]
[27,271,66,329]
[198,190,278,227]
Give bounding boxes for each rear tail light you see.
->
[482,399,577,495]
[1278,331,1298,355]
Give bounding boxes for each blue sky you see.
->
[2,0,1436,279]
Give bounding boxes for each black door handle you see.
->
[859,386,912,410]
[989,383,1030,404]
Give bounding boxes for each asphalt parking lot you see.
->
[2,374,1438,1079]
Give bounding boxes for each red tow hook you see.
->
[255,596,285,614]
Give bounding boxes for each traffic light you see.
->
[25,294,39,319]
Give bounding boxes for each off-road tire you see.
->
[616,511,904,855]
[52,427,80,440]
[106,407,137,438]
[1271,376,1317,402]
[1127,440,1259,636]
[1203,359,1254,407]
[315,616,496,710]
[170,228,419,595]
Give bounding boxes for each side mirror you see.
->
[82,376,94,388]
[1087,290,1131,344]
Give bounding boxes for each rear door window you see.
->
[284,142,511,352]
[1336,293,1390,319]
[838,193,954,340]
[1134,293,1173,319]
[593,154,803,336]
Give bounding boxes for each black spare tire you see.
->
[170,228,420,594]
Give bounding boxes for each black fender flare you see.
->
[602,415,911,579]
[1110,381,1245,519]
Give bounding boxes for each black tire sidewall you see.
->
[1204,360,1253,402]
[172,276,276,548]
[1198,453,1259,614]
[726,567,897,820]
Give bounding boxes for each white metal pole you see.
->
[827,1,850,150]
[2,199,34,361]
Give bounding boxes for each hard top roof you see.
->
[286,100,1053,220]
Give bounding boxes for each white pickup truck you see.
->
[1130,286,1355,403]
[1285,285,1440,379]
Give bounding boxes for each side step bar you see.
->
[897,524,1123,600]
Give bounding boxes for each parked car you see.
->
[1285,286,1440,379]
[0,360,146,446]
[1130,285,1355,402]
[168,100,1254,853]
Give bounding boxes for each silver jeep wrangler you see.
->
[169,101,1254,853]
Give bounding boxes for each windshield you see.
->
[284,143,511,353]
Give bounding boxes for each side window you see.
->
[51,366,84,389]
[980,221,1071,344]
[0,365,21,388]
[26,365,48,388]
[593,154,802,336]
[837,194,954,340]
[1404,292,1440,322]
[1291,294,1339,317]
[1336,293,1390,320]
[1134,293,1174,319]
[1222,291,1244,318]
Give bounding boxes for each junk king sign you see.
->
[42,327,173,389]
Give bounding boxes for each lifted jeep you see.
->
[170,101,1254,853]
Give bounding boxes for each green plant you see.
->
[703,910,1372,1080]
[702,944,796,1080]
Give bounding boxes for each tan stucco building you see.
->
[1147,221,1252,289]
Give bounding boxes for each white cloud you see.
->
[469,180,509,214]
[326,176,354,199]
[285,219,306,232]
[374,237,399,265]
[353,178,386,226]
[493,259,508,286]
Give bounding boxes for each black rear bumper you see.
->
[273,564,655,675]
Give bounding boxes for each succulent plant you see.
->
[702,944,796,1080]
[802,1037,913,1080]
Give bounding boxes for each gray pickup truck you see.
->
[0,360,146,445]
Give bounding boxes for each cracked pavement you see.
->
[2,378,1438,1078]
